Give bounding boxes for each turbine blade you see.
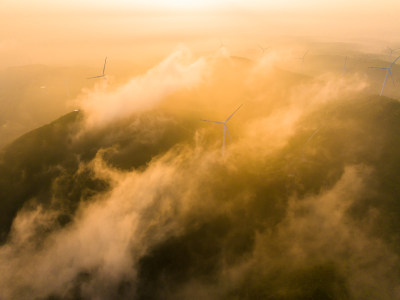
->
[222,126,225,157]
[103,57,107,75]
[389,70,394,85]
[391,55,400,67]
[369,67,389,70]
[225,124,232,142]
[258,44,269,53]
[225,104,243,122]
[305,127,320,145]
[201,120,224,124]
[301,127,321,159]
[87,75,104,79]
[380,70,390,96]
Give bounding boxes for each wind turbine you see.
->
[258,44,269,54]
[387,47,400,59]
[369,55,400,96]
[301,127,322,162]
[287,126,322,182]
[87,57,107,79]
[219,38,226,50]
[202,104,243,157]
[298,50,309,71]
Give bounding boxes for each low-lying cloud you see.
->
[79,46,207,128]
[0,45,399,299]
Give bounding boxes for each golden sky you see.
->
[3,0,400,12]
[1,0,399,68]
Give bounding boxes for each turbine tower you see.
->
[369,55,400,96]
[87,57,107,79]
[202,104,243,157]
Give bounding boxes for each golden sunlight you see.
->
[2,1,400,299]
[139,0,223,10]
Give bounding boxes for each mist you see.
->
[1,1,400,299]
[1,43,400,299]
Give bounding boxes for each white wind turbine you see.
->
[87,57,107,79]
[258,44,269,54]
[219,38,226,50]
[388,47,400,59]
[301,127,322,161]
[369,55,400,96]
[288,126,322,179]
[298,50,309,71]
[202,104,243,157]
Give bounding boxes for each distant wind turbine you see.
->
[258,44,269,54]
[87,57,107,79]
[298,50,309,71]
[301,127,322,161]
[369,55,400,96]
[202,104,243,157]
[288,126,323,179]
[219,39,225,49]
[387,47,400,59]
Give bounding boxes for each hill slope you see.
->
[1,63,400,299]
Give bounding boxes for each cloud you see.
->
[0,150,181,299]
[248,165,400,299]
[171,166,400,299]
[79,46,207,128]
[0,45,399,300]
[2,144,399,299]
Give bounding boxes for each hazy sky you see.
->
[3,0,400,12]
[1,0,399,68]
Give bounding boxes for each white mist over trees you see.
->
[1,48,400,299]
